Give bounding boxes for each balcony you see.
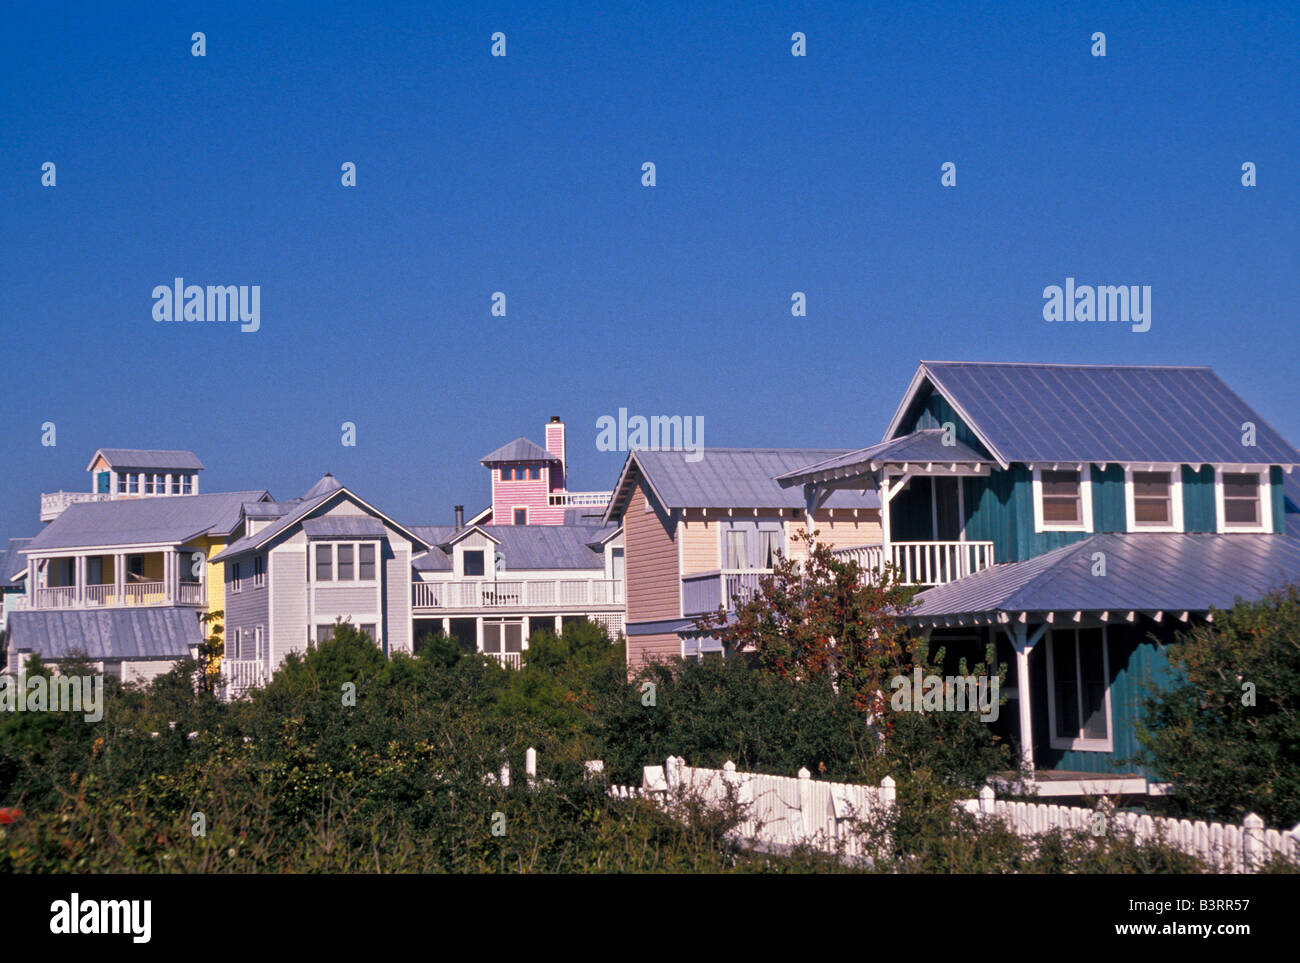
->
[486,652,523,669]
[221,659,267,700]
[681,570,769,617]
[25,580,206,610]
[546,491,612,508]
[832,541,995,587]
[40,491,114,522]
[413,578,623,610]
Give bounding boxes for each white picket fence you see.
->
[609,756,894,861]
[959,785,1300,873]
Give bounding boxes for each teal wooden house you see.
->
[779,361,1300,796]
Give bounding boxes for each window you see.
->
[500,467,515,481]
[316,624,334,644]
[231,562,242,593]
[253,556,265,587]
[234,628,243,659]
[360,623,377,641]
[359,544,376,580]
[128,474,139,494]
[1046,628,1112,751]
[483,620,523,654]
[513,508,528,525]
[315,544,333,581]
[143,474,154,495]
[128,555,145,579]
[1125,467,1182,532]
[338,544,354,580]
[96,471,111,494]
[722,525,782,569]
[527,466,540,480]
[117,474,127,494]
[463,550,485,577]
[1033,467,1092,532]
[1218,470,1269,532]
[181,474,193,494]
[254,626,264,660]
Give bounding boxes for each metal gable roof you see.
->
[6,607,201,661]
[607,449,884,519]
[301,517,388,538]
[0,538,33,584]
[908,362,1300,466]
[480,438,559,464]
[21,491,271,552]
[409,523,615,572]
[776,430,993,486]
[907,532,1300,621]
[87,448,205,471]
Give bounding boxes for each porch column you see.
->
[114,552,124,604]
[27,557,36,606]
[554,615,562,634]
[475,617,484,653]
[880,470,893,565]
[1009,622,1049,779]
[75,555,85,606]
[441,617,450,638]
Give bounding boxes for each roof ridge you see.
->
[921,360,1213,370]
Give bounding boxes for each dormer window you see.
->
[1124,467,1183,532]
[1032,467,1092,532]
[1216,469,1271,533]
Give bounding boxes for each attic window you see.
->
[1218,470,1270,532]
[1125,467,1183,532]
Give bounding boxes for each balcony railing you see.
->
[27,580,205,609]
[221,659,267,699]
[39,491,114,522]
[546,491,613,507]
[831,541,995,587]
[484,651,523,669]
[413,578,623,610]
[681,569,770,617]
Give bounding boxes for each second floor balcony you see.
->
[16,579,206,611]
[413,577,623,610]
[680,540,995,617]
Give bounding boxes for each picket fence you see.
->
[608,756,894,861]
[495,750,1300,872]
[958,785,1300,873]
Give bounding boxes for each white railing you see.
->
[39,491,114,522]
[547,491,613,507]
[176,582,205,605]
[27,579,203,609]
[830,541,995,587]
[221,659,267,699]
[960,786,1300,874]
[122,581,167,605]
[413,578,623,609]
[486,651,523,669]
[681,569,771,616]
[34,586,78,608]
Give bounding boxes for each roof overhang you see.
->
[602,451,670,525]
[883,363,1011,469]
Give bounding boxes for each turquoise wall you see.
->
[1029,620,1178,777]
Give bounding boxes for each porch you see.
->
[412,577,623,610]
[17,548,206,611]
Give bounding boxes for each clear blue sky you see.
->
[2,1,1297,538]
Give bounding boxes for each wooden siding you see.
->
[224,569,269,660]
[1271,466,1286,534]
[788,512,882,559]
[958,467,1091,564]
[898,386,995,458]
[624,480,679,624]
[269,548,308,667]
[627,631,681,670]
[1091,464,1126,531]
[1182,465,1216,532]
[385,544,412,654]
[679,517,719,574]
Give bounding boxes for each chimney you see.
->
[545,416,566,491]
[454,505,464,529]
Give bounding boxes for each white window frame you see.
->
[254,625,264,661]
[1124,465,1184,533]
[253,555,265,587]
[231,562,242,593]
[512,505,528,525]
[1045,626,1114,753]
[1214,467,1272,534]
[1032,465,1093,533]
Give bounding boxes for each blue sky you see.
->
[2,1,1297,537]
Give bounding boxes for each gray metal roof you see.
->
[776,430,993,485]
[0,538,33,585]
[606,449,884,520]
[21,491,271,552]
[480,438,560,464]
[907,532,1300,621]
[410,523,615,572]
[302,516,387,538]
[88,448,204,471]
[906,362,1300,467]
[1285,474,1300,514]
[6,607,202,661]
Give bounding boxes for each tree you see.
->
[1138,583,1300,826]
[695,532,919,717]
[196,609,224,694]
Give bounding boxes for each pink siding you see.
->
[490,471,566,525]
[546,421,566,492]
